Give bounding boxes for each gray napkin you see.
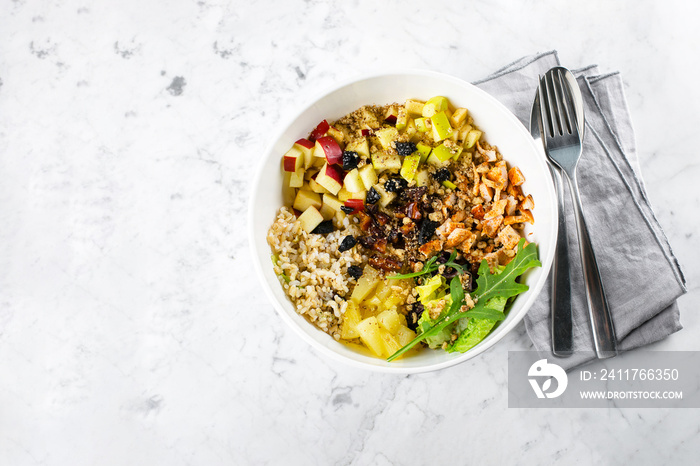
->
[473,51,687,370]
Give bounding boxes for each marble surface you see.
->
[1,0,698,464]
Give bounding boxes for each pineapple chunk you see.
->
[396,325,417,346]
[350,266,381,302]
[377,310,401,335]
[356,316,385,357]
[379,329,402,357]
[340,301,362,340]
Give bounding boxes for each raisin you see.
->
[418,219,438,244]
[340,205,354,214]
[342,151,360,170]
[338,235,357,252]
[433,167,451,182]
[394,141,417,156]
[407,303,424,331]
[347,265,363,279]
[311,220,334,234]
[384,178,408,193]
[365,187,380,205]
[358,235,376,249]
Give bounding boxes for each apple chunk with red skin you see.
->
[314,136,343,165]
[283,146,304,172]
[309,120,330,142]
[316,162,344,195]
[293,138,315,169]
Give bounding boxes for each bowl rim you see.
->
[248,69,557,374]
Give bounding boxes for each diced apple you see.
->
[464,129,482,149]
[322,193,343,212]
[340,301,362,340]
[395,107,408,130]
[457,123,473,143]
[416,142,432,163]
[405,118,417,140]
[283,146,304,172]
[449,108,468,128]
[289,166,305,187]
[415,117,431,133]
[309,119,330,142]
[351,265,381,302]
[337,186,352,202]
[356,316,385,357]
[316,162,343,195]
[358,164,378,190]
[384,105,399,124]
[422,96,449,118]
[430,111,453,142]
[346,137,370,159]
[400,153,421,182]
[315,136,343,165]
[344,198,364,213]
[371,151,402,172]
[343,168,364,193]
[373,182,397,207]
[282,172,295,205]
[415,168,430,187]
[293,138,315,169]
[304,168,318,181]
[374,127,399,150]
[432,141,463,162]
[377,310,401,335]
[308,176,331,194]
[320,203,335,220]
[297,205,324,233]
[293,189,322,212]
[426,151,451,168]
[327,126,345,144]
[405,99,425,116]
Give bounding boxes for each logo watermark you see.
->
[528,359,568,399]
[509,351,700,408]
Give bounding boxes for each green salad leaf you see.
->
[446,318,497,353]
[386,239,540,361]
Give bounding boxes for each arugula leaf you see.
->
[386,239,540,361]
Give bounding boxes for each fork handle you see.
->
[550,165,573,357]
[566,172,618,359]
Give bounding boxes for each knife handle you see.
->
[568,172,618,359]
[550,165,573,356]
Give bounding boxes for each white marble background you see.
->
[1,0,698,465]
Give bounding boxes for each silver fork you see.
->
[538,69,618,359]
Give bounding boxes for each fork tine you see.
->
[537,75,552,139]
[545,72,563,136]
[553,69,577,136]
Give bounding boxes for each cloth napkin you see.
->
[473,51,687,370]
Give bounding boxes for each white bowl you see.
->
[248,70,556,374]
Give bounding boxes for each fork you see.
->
[537,69,618,359]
